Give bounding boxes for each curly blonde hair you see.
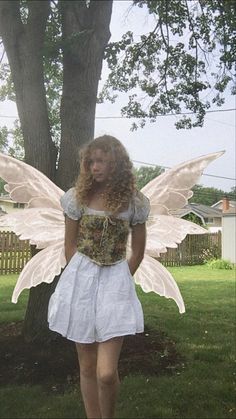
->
[75,135,135,213]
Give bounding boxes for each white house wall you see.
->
[222,215,236,264]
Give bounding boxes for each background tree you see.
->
[182,213,203,226]
[229,186,236,200]
[134,165,164,190]
[190,185,236,206]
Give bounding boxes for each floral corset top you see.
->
[60,187,150,266]
[77,214,130,265]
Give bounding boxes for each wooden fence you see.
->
[0,230,222,274]
[158,232,221,266]
[0,231,31,274]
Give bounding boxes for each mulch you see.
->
[0,321,183,393]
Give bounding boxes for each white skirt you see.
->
[47,252,144,343]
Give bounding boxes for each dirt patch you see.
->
[0,322,183,392]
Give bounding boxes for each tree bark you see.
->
[56,0,113,190]
[0,0,57,179]
[0,1,59,342]
[22,276,61,343]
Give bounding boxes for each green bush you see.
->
[200,246,221,264]
[206,258,234,270]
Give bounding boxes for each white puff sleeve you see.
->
[130,190,150,225]
[60,187,82,220]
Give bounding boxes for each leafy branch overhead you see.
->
[100,0,235,130]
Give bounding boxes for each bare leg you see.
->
[97,337,124,419]
[76,342,101,419]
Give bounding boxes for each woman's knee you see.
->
[97,368,118,387]
[80,361,97,379]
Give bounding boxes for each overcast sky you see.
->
[0,1,235,192]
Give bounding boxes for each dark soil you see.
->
[0,322,183,393]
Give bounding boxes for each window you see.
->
[13,203,25,209]
[205,217,214,224]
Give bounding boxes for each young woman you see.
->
[47,135,150,419]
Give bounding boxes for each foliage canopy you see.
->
[100,0,236,130]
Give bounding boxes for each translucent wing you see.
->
[141,151,224,255]
[11,241,66,303]
[0,153,66,302]
[0,152,64,209]
[146,214,207,257]
[134,254,185,313]
[127,215,203,310]
[141,151,225,216]
[131,151,225,311]
[0,208,64,249]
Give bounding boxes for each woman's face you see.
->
[89,148,111,184]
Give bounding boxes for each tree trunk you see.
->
[22,278,61,343]
[0,1,58,341]
[56,0,113,190]
[0,0,57,179]
[20,245,61,342]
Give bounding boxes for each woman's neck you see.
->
[87,185,107,210]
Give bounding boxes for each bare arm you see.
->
[64,216,79,263]
[127,222,146,276]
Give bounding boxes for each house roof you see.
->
[170,203,222,219]
[211,200,236,208]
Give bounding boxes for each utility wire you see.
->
[133,160,236,181]
[0,108,235,120]
[0,111,235,182]
[96,108,236,118]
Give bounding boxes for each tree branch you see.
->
[158,1,171,110]
[185,0,209,66]
[132,21,159,61]
[185,0,198,84]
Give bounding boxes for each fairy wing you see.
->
[0,208,65,249]
[11,241,66,303]
[0,152,63,210]
[0,153,66,302]
[141,150,224,256]
[134,254,185,313]
[141,151,225,216]
[0,153,65,248]
[127,215,205,312]
[145,214,207,258]
[131,151,224,311]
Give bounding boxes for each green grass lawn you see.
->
[0,265,235,419]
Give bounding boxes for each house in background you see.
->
[211,199,236,211]
[221,197,236,264]
[0,194,25,213]
[0,194,26,231]
[171,203,222,232]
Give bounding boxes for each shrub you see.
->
[206,258,234,270]
[199,246,221,264]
